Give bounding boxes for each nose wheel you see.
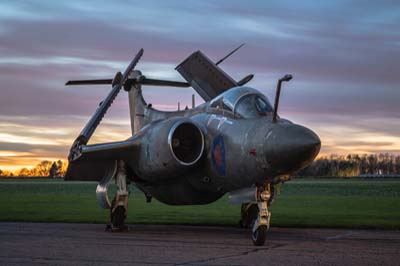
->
[240,185,271,246]
[251,201,270,245]
[252,225,268,246]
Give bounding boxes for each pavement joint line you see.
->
[0,255,173,265]
[172,245,285,266]
[325,230,355,241]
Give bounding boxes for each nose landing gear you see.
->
[251,187,271,246]
[240,185,272,246]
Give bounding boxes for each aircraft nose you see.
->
[265,124,321,174]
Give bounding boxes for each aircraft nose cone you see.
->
[265,124,321,174]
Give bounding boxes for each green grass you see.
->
[0,178,399,229]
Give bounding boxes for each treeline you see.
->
[297,153,400,177]
[1,153,400,178]
[0,160,67,178]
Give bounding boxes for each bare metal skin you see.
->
[127,87,320,205]
[64,47,321,245]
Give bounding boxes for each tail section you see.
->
[127,71,147,135]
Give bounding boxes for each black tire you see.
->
[111,206,126,229]
[252,225,267,246]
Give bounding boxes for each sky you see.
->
[0,0,399,171]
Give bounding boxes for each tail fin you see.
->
[127,71,147,135]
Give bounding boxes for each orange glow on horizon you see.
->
[1,113,400,174]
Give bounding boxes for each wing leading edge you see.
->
[64,139,139,181]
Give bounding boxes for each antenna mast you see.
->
[215,43,245,66]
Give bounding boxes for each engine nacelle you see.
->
[135,118,205,180]
[168,120,204,166]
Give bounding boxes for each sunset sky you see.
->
[0,0,399,171]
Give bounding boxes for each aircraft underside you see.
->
[135,181,225,205]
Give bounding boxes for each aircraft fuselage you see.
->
[131,105,320,205]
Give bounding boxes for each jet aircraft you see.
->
[65,45,321,246]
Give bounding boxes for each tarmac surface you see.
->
[0,222,399,266]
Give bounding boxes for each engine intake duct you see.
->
[135,118,205,181]
[168,121,204,166]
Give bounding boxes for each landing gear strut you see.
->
[109,161,129,231]
[240,185,271,246]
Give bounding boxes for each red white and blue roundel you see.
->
[211,135,226,176]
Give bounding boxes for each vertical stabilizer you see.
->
[128,71,147,135]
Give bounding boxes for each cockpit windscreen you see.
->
[234,94,273,119]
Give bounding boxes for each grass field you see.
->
[0,178,399,229]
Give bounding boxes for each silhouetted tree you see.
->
[297,153,400,177]
[55,160,66,177]
[17,168,32,177]
[49,162,57,178]
[32,160,53,176]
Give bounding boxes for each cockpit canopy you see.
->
[210,87,273,119]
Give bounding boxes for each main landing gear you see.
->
[110,161,129,231]
[240,185,272,246]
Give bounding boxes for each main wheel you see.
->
[111,206,126,229]
[252,225,267,246]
